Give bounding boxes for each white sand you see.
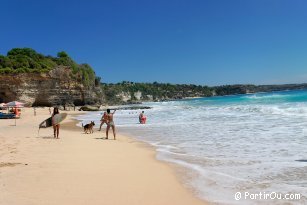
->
[0,108,208,205]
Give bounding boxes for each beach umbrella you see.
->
[5,101,24,126]
[5,101,24,107]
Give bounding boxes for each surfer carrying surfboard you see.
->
[52,107,60,139]
[38,110,67,136]
[106,109,116,140]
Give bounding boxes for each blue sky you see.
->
[1,0,307,86]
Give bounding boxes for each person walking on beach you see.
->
[98,111,108,131]
[52,107,60,139]
[106,109,116,140]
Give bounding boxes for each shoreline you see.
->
[67,112,210,204]
[0,108,209,205]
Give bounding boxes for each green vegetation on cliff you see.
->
[102,81,307,104]
[0,48,96,87]
[101,81,213,103]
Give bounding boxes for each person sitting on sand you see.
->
[52,107,60,139]
[14,107,20,118]
[106,109,116,140]
[98,111,108,131]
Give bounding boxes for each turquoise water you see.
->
[191,89,307,105]
[77,90,307,204]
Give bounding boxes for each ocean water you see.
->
[76,90,307,204]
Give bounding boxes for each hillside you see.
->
[0,48,103,106]
[101,81,212,104]
[102,81,307,104]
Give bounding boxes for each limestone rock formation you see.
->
[0,66,103,106]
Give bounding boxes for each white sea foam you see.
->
[76,90,307,204]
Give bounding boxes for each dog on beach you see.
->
[82,121,95,134]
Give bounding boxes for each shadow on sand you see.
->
[37,135,55,139]
[94,137,109,140]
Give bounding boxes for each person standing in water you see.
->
[139,111,146,124]
[98,111,108,131]
[139,111,144,123]
[106,109,116,140]
[52,107,60,139]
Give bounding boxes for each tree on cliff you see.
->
[57,51,69,58]
[0,48,56,72]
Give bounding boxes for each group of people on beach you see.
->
[52,107,146,140]
[52,107,117,140]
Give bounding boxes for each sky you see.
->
[1,0,307,86]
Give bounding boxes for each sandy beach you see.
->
[0,108,208,205]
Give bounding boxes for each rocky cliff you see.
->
[0,66,103,106]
